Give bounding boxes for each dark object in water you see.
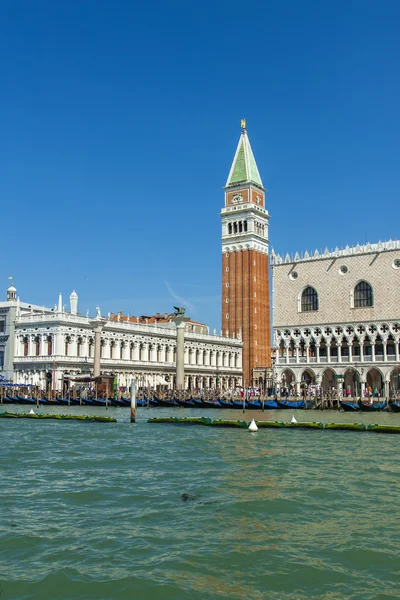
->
[181,493,198,502]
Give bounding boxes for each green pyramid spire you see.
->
[226,123,263,188]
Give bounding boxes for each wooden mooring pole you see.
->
[130,380,136,423]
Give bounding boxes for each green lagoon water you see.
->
[1,405,400,599]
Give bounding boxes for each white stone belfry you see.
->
[7,281,17,302]
[70,290,78,315]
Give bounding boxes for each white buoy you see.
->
[248,419,258,432]
[29,409,35,415]
[291,415,297,423]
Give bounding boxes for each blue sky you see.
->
[1,0,399,331]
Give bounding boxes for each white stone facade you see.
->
[271,241,400,397]
[10,300,242,392]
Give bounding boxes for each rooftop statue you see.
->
[173,306,186,316]
[95,306,101,319]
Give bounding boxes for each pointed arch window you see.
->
[301,287,319,312]
[354,281,373,308]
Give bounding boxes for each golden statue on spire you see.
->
[241,118,246,130]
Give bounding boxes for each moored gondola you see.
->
[339,400,360,412]
[247,400,261,410]
[277,399,312,410]
[219,400,234,408]
[360,400,386,411]
[390,400,400,412]
[154,398,177,407]
[176,399,195,408]
[191,398,206,408]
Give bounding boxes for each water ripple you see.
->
[1,408,400,598]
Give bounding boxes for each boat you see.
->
[219,400,234,408]
[264,400,279,409]
[191,398,205,408]
[16,395,36,405]
[154,398,177,407]
[339,400,360,412]
[203,400,221,408]
[81,398,94,406]
[232,400,246,409]
[277,399,312,410]
[247,400,262,410]
[390,401,400,413]
[176,399,195,408]
[56,397,69,406]
[360,400,386,412]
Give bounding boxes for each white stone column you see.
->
[165,346,170,363]
[90,322,104,378]
[383,379,389,398]
[133,343,140,361]
[176,322,185,389]
[285,345,289,363]
[82,336,89,359]
[383,338,388,362]
[371,338,376,362]
[184,346,189,365]
[211,351,216,367]
[69,335,77,357]
[150,345,156,362]
[305,344,310,363]
[103,339,110,359]
[348,340,353,363]
[191,349,197,365]
[29,335,35,356]
[295,345,299,364]
[337,341,342,363]
[316,344,320,364]
[360,338,364,362]
[204,350,210,366]
[237,352,242,369]
[395,338,399,362]
[327,343,331,363]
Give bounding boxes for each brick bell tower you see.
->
[221,120,271,386]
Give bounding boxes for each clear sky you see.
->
[1,0,399,331]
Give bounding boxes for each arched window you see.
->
[301,287,319,312]
[228,223,232,234]
[354,281,373,308]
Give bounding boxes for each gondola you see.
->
[247,400,262,410]
[232,400,246,409]
[81,398,94,406]
[277,399,311,410]
[219,400,234,408]
[390,400,400,413]
[154,398,177,407]
[176,399,195,408]
[360,400,386,412]
[4,395,17,404]
[339,400,360,412]
[56,397,69,405]
[16,395,36,405]
[191,398,205,408]
[203,400,221,408]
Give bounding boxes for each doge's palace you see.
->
[271,240,400,397]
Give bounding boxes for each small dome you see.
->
[7,284,16,292]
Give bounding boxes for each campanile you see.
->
[221,120,271,385]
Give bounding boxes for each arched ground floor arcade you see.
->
[275,362,399,398]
